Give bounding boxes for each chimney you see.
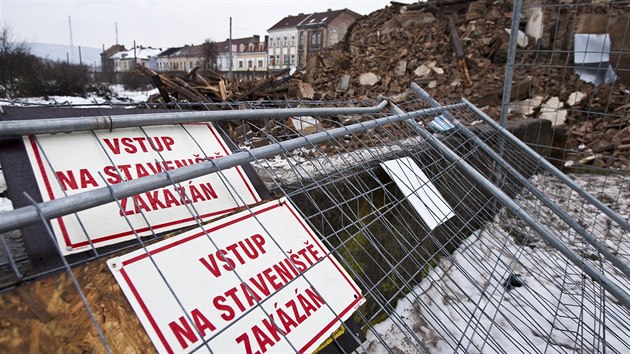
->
[253,34,260,43]
[327,8,331,12]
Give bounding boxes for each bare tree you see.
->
[0,26,33,94]
[202,38,218,74]
[0,26,90,97]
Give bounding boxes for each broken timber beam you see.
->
[448,16,473,87]
[235,68,290,101]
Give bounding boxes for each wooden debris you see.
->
[135,64,312,103]
[304,0,629,169]
[0,257,153,352]
[298,82,315,99]
[448,16,473,87]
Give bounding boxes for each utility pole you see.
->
[229,17,233,81]
[78,46,83,66]
[102,44,106,73]
[68,15,74,63]
[115,22,119,44]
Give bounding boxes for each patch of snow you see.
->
[109,84,158,102]
[249,135,426,187]
[0,168,12,211]
[0,170,6,193]
[0,95,106,106]
[0,84,158,107]
[0,197,13,212]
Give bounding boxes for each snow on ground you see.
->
[361,173,630,353]
[108,84,158,102]
[0,84,158,107]
[0,169,12,212]
[0,198,12,212]
[249,135,426,186]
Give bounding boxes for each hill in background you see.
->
[30,42,103,69]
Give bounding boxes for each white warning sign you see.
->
[24,123,260,254]
[108,197,364,354]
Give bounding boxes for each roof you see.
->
[268,13,311,31]
[170,44,205,57]
[157,47,183,57]
[297,9,361,28]
[268,9,360,32]
[216,36,267,54]
[109,46,162,60]
[101,44,126,57]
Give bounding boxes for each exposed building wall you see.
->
[295,10,360,69]
[326,11,359,46]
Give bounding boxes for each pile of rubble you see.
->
[306,0,630,169]
[135,64,315,104]
[135,0,629,169]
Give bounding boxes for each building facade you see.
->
[109,46,162,72]
[166,45,205,72]
[217,35,268,79]
[267,9,360,71]
[155,47,182,72]
[267,13,310,71]
[296,9,361,68]
[101,44,126,74]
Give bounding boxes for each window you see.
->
[269,55,274,65]
[283,54,289,64]
[248,60,253,68]
[258,59,263,67]
[291,35,296,46]
[239,44,245,52]
[238,60,243,68]
[276,37,280,47]
[290,54,295,64]
[299,33,304,46]
[283,36,287,47]
[311,32,321,48]
[276,55,280,65]
[189,61,193,69]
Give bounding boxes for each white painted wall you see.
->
[267,28,299,70]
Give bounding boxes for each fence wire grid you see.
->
[1,0,630,353]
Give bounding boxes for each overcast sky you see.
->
[0,0,396,50]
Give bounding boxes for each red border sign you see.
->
[109,198,364,353]
[24,123,260,254]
